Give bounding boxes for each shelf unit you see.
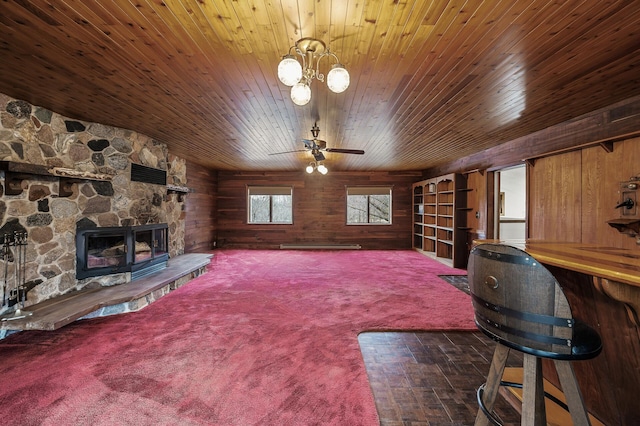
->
[412,173,469,268]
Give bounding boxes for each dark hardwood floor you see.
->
[358,330,524,426]
[358,274,523,425]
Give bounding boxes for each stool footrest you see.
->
[499,367,604,426]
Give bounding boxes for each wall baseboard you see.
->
[279,244,362,250]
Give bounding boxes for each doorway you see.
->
[495,164,526,240]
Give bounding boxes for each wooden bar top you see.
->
[474,240,640,288]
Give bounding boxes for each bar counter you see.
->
[474,240,640,425]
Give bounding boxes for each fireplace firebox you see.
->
[76,224,169,280]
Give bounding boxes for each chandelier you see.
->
[277,37,350,106]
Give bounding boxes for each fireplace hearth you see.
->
[76,224,169,280]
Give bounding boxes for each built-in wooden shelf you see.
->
[412,173,469,268]
[607,218,640,235]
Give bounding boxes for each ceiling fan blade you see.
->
[325,148,365,155]
[268,149,308,155]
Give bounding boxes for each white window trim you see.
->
[346,186,393,225]
[247,186,293,224]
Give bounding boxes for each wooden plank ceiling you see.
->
[1,0,639,172]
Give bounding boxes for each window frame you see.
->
[247,186,294,224]
[345,186,393,225]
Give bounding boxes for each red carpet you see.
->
[0,250,475,425]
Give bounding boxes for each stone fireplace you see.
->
[0,93,187,316]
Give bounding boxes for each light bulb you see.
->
[305,164,314,174]
[317,164,328,175]
[326,64,350,93]
[291,82,311,106]
[277,55,302,86]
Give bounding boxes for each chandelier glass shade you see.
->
[291,80,312,106]
[278,37,350,106]
[277,55,303,86]
[326,64,350,93]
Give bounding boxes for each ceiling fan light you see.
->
[326,64,350,93]
[291,82,311,106]
[317,164,328,175]
[305,163,315,174]
[277,55,303,86]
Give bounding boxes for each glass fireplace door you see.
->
[77,228,130,279]
[132,225,168,264]
[153,227,168,258]
[134,229,154,263]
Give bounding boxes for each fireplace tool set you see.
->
[0,231,32,321]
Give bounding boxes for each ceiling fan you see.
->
[270,123,365,162]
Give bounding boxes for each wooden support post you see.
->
[475,344,510,426]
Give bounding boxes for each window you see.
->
[248,186,293,224]
[346,186,392,224]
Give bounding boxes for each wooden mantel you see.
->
[0,160,114,197]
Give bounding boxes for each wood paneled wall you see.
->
[528,150,584,242]
[581,137,640,246]
[528,137,640,248]
[184,160,217,253]
[216,171,421,249]
[464,171,491,240]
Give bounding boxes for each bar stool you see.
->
[467,243,602,426]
